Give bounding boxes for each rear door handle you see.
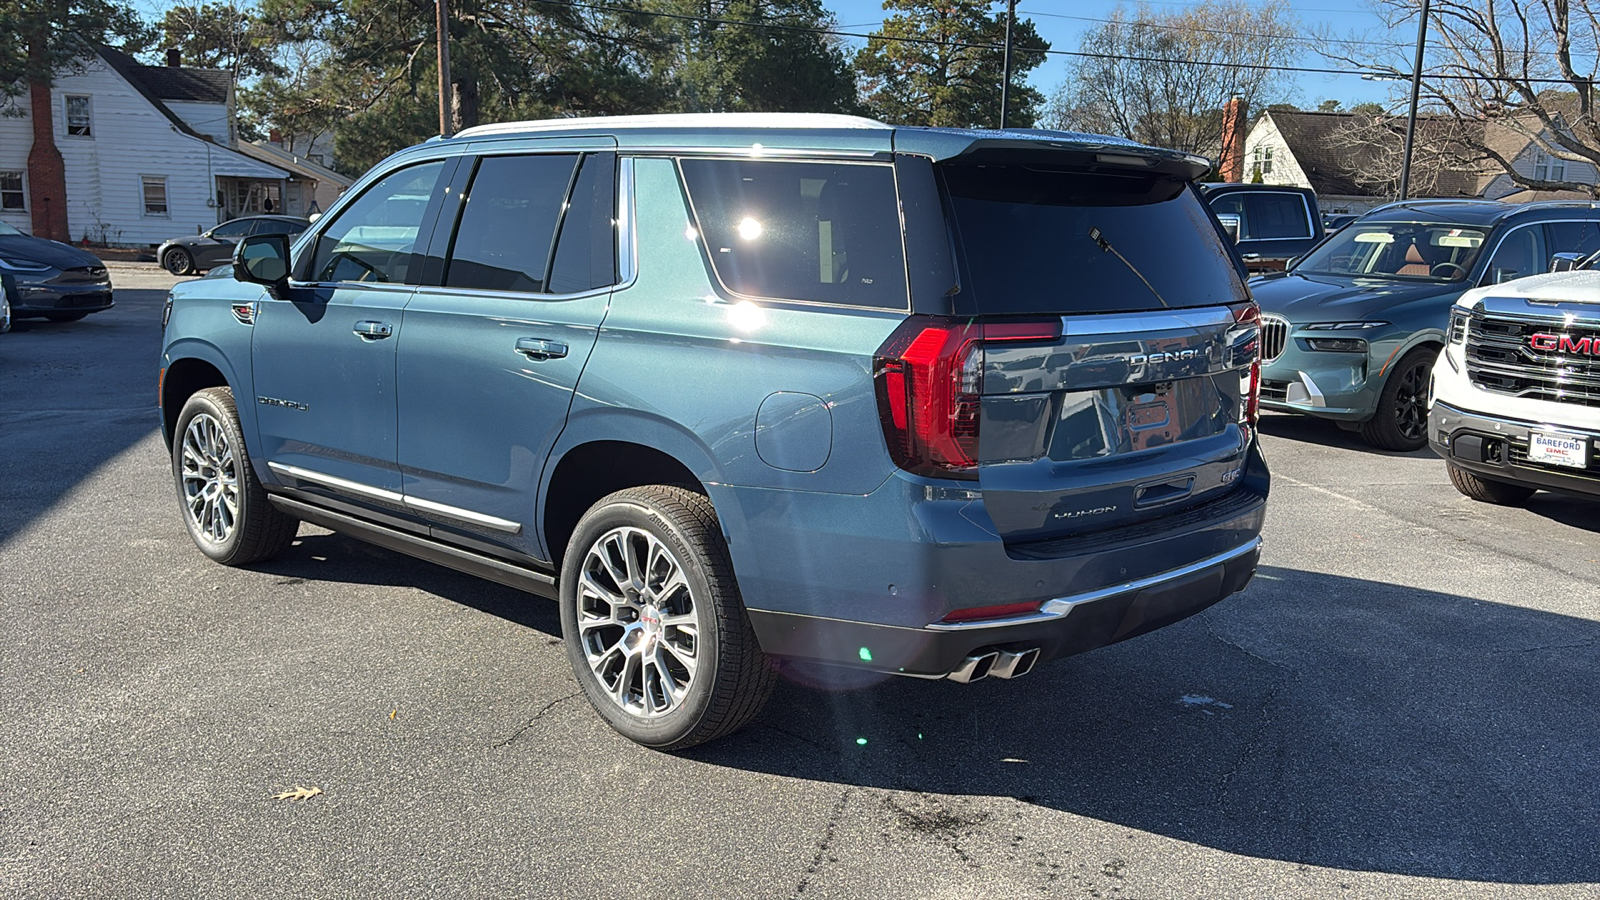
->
[353,320,393,340]
[515,337,568,360]
[1239,253,1262,261]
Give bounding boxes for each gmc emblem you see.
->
[1530,333,1600,355]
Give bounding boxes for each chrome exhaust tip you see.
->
[947,650,999,683]
[989,648,1040,679]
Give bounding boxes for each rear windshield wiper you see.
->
[1089,226,1169,308]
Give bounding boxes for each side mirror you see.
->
[1216,213,1242,244]
[234,233,291,288]
[1549,251,1585,273]
[1492,267,1522,284]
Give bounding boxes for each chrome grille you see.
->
[1260,314,1290,363]
[1465,314,1600,408]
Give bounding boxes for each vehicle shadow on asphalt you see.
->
[686,565,1600,886]
[0,292,164,546]
[1257,412,1435,458]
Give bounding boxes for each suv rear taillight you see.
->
[1232,302,1262,427]
[873,316,1061,480]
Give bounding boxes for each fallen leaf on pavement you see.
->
[272,786,322,801]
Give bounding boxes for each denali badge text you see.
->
[1054,505,1118,520]
[1130,349,1202,366]
[1529,333,1600,355]
[257,396,309,411]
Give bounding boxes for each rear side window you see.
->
[445,154,578,293]
[943,164,1246,315]
[678,158,908,309]
[548,152,617,295]
[1206,191,1313,240]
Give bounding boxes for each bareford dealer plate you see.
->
[1527,431,1590,469]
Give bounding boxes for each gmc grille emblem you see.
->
[1529,332,1600,355]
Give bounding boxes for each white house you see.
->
[0,46,346,247]
[1240,109,1599,215]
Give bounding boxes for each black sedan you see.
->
[0,221,113,322]
[157,215,309,275]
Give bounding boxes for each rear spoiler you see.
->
[892,127,1211,182]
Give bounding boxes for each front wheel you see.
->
[172,387,299,565]
[1447,462,1536,505]
[1360,347,1436,451]
[560,486,773,750]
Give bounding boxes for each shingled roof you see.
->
[1266,109,1484,199]
[96,46,231,109]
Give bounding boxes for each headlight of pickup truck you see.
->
[1447,308,1470,344]
[1303,321,1388,353]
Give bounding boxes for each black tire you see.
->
[1360,346,1437,451]
[43,312,87,322]
[163,247,194,276]
[560,485,773,751]
[1447,462,1536,505]
[171,387,299,565]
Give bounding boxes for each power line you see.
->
[518,0,1600,87]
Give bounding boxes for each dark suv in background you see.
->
[1201,183,1324,272]
[159,114,1268,749]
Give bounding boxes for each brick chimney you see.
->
[1219,95,1248,183]
[166,47,181,67]
[269,128,282,145]
[26,69,70,241]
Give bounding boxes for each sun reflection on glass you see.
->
[737,217,763,241]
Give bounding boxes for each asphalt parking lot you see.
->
[2,266,1598,899]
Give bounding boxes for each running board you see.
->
[267,494,559,600]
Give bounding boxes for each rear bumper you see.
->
[1429,401,1600,499]
[747,537,1260,677]
[719,439,1269,677]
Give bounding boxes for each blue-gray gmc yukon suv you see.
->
[159,113,1269,749]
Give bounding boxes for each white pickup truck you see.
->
[1430,267,1600,504]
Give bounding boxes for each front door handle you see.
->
[515,337,568,361]
[353,320,393,340]
[1239,252,1262,261]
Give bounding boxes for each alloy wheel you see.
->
[575,526,700,718]
[180,412,239,543]
[1394,360,1429,442]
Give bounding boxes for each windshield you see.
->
[0,221,23,237]
[942,164,1246,315]
[1295,220,1488,282]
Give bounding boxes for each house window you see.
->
[0,171,24,211]
[1251,145,1273,177]
[142,176,169,217]
[65,95,92,137]
[1534,150,1566,182]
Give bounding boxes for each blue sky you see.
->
[827,0,1418,110]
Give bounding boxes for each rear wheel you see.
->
[1447,462,1536,505]
[172,387,299,565]
[560,486,773,750]
[1360,347,1436,451]
[163,247,194,276]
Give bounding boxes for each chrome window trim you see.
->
[618,156,637,288]
[926,537,1263,632]
[267,462,522,534]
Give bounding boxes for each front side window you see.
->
[1295,221,1488,282]
[141,177,168,217]
[1485,224,1547,283]
[65,95,92,137]
[210,219,256,239]
[444,154,577,293]
[307,160,445,284]
[679,158,908,309]
[0,171,23,210]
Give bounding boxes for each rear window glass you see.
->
[678,158,908,309]
[942,165,1246,315]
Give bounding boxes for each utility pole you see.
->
[1398,0,1430,200]
[436,0,453,137]
[999,0,1016,129]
